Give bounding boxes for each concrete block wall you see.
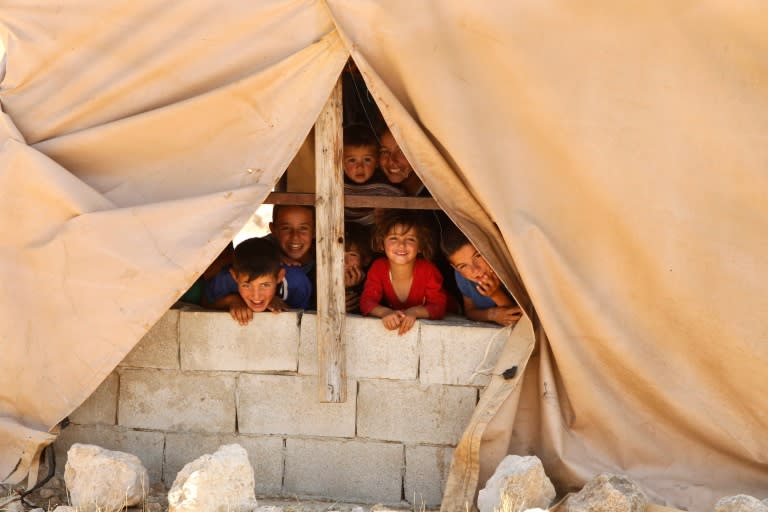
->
[56,308,504,507]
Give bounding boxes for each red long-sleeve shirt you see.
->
[359,257,447,319]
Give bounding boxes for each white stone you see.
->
[715,495,768,512]
[64,443,148,512]
[477,455,555,512]
[562,473,647,512]
[254,507,284,512]
[51,507,77,512]
[168,444,258,512]
[5,501,24,512]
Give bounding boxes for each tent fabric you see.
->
[2,2,767,510]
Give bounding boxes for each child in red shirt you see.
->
[360,211,447,335]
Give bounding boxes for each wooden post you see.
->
[315,78,346,402]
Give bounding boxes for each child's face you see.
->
[383,224,419,266]
[379,132,413,184]
[343,145,378,184]
[230,268,285,312]
[448,243,494,283]
[344,245,363,270]
[270,206,314,265]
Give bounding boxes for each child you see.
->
[343,124,403,225]
[343,222,373,313]
[203,237,312,325]
[440,224,522,326]
[360,212,447,334]
[268,204,316,309]
[378,127,427,197]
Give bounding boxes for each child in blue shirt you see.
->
[440,224,522,326]
[204,237,312,325]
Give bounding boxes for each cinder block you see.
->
[68,372,118,425]
[284,438,403,503]
[164,433,283,494]
[54,424,164,483]
[299,313,418,379]
[357,380,477,444]
[120,309,180,369]
[118,368,235,432]
[419,320,502,386]
[405,445,454,507]
[180,310,299,372]
[238,374,355,437]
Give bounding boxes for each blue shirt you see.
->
[454,270,497,310]
[205,265,312,310]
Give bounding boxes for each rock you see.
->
[5,501,24,512]
[46,476,65,490]
[562,473,647,512]
[715,495,768,512]
[64,443,149,512]
[146,503,163,512]
[477,455,556,512]
[168,443,258,512]
[254,507,284,512]
[29,508,45,512]
[52,507,77,512]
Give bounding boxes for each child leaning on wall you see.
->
[203,237,312,325]
[267,204,317,309]
[440,223,522,327]
[343,221,373,313]
[360,211,447,335]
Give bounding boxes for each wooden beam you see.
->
[265,192,440,210]
[314,78,346,403]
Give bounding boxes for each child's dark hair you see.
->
[344,123,378,148]
[344,222,373,265]
[232,237,282,280]
[272,204,315,224]
[440,223,472,258]
[372,211,436,261]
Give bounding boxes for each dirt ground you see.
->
[2,478,439,512]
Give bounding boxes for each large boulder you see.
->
[168,444,258,512]
[715,495,768,512]
[562,473,647,512]
[477,455,556,512]
[64,443,148,512]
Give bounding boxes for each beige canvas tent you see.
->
[1,2,767,510]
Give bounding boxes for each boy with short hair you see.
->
[268,204,316,309]
[204,237,312,325]
[440,225,522,326]
[343,124,403,225]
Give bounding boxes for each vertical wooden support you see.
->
[315,78,346,403]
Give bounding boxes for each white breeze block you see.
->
[284,438,403,504]
[180,310,299,372]
[298,313,418,379]
[405,445,454,507]
[68,372,118,426]
[164,433,283,495]
[54,425,165,483]
[120,309,180,369]
[237,374,356,437]
[419,320,503,386]
[357,380,477,444]
[119,369,236,432]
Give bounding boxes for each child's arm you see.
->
[463,296,522,326]
[209,293,254,326]
[475,272,514,307]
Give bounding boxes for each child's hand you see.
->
[382,310,405,331]
[267,296,288,314]
[476,271,502,297]
[345,289,360,312]
[397,313,417,335]
[344,265,365,288]
[489,306,523,326]
[229,299,254,326]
